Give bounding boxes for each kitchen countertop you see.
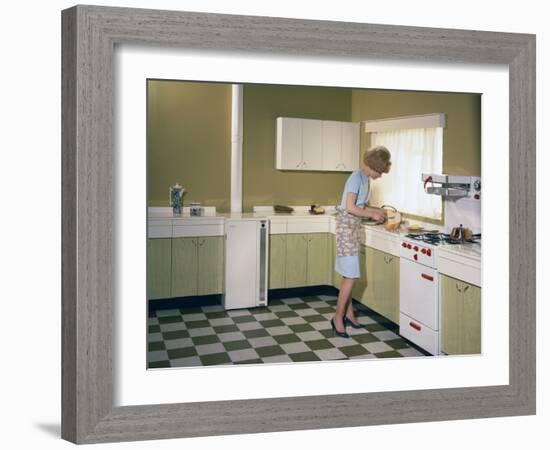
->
[148,207,336,220]
[148,207,480,262]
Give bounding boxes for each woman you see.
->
[331,145,392,338]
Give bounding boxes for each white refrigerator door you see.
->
[224,220,259,309]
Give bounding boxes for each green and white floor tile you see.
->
[147,295,428,368]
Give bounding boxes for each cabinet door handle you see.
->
[463,285,469,292]
[421,273,434,281]
[384,256,393,264]
[199,239,205,247]
[455,282,462,293]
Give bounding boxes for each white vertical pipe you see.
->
[231,84,243,213]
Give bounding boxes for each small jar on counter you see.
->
[190,202,203,216]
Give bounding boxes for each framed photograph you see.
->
[61,4,535,444]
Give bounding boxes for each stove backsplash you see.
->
[443,196,481,235]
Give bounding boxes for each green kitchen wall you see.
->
[147,80,232,210]
[147,81,481,213]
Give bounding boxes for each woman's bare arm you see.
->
[345,192,386,221]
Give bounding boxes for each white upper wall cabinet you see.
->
[301,119,323,170]
[276,117,359,172]
[341,122,360,171]
[276,117,302,170]
[321,120,342,171]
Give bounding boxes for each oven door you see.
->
[399,258,439,330]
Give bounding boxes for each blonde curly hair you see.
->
[363,145,392,174]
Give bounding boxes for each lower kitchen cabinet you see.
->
[147,238,172,300]
[351,245,367,300]
[360,246,400,324]
[171,237,198,298]
[269,234,287,289]
[331,234,342,288]
[276,233,331,289]
[285,234,309,288]
[197,236,224,295]
[306,233,329,285]
[441,274,481,355]
[148,236,224,300]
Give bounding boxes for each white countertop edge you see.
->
[147,207,481,263]
[437,246,482,265]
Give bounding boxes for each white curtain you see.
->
[369,127,443,220]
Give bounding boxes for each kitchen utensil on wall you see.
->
[169,182,185,215]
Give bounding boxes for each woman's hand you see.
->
[346,193,386,221]
[368,208,386,222]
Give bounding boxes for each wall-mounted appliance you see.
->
[223,218,269,310]
[422,174,481,200]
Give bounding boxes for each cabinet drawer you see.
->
[399,259,439,330]
[399,312,438,355]
[148,225,172,238]
[364,227,401,256]
[287,219,330,234]
[438,252,481,287]
[173,223,224,237]
[269,221,287,234]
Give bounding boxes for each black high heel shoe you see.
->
[331,318,350,338]
[344,316,365,329]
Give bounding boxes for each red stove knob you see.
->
[402,242,407,248]
[413,254,418,261]
[413,246,419,252]
[407,244,412,249]
[421,248,426,254]
[427,249,432,256]
[474,194,480,200]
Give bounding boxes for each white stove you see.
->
[400,235,437,268]
[398,232,481,355]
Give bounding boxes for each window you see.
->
[365,114,444,220]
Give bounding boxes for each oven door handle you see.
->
[421,273,434,282]
[409,321,421,331]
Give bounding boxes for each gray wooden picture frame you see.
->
[61,4,536,444]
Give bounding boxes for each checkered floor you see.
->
[147,295,428,368]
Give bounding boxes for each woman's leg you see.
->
[345,297,359,324]
[334,277,356,332]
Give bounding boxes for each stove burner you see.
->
[405,232,481,246]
